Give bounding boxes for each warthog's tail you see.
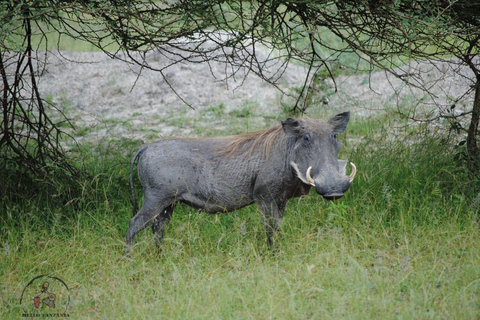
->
[130,146,148,217]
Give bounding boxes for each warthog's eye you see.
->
[331,133,341,149]
[302,133,311,145]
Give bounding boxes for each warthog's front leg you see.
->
[256,200,286,246]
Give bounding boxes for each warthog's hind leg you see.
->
[151,204,175,246]
[126,194,173,247]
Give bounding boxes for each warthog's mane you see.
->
[219,124,286,159]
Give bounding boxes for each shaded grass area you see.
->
[1,122,480,319]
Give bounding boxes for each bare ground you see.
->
[37,50,475,144]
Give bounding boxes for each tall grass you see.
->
[1,118,480,319]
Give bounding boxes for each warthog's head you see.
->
[282,112,356,200]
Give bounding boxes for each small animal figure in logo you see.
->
[42,293,56,308]
[33,281,56,309]
[33,296,41,308]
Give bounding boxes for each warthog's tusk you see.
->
[291,161,314,186]
[349,162,356,182]
[306,166,315,186]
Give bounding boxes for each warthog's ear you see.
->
[328,112,350,133]
[282,118,303,136]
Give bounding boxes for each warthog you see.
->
[127,112,356,247]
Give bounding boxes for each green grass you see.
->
[1,115,480,319]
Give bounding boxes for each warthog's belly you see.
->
[179,191,255,214]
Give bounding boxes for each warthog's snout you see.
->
[322,192,345,201]
[314,177,350,200]
[316,174,351,198]
[306,160,357,200]
[294,161,356,201]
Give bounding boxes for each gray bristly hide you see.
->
[126,112,356,249]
